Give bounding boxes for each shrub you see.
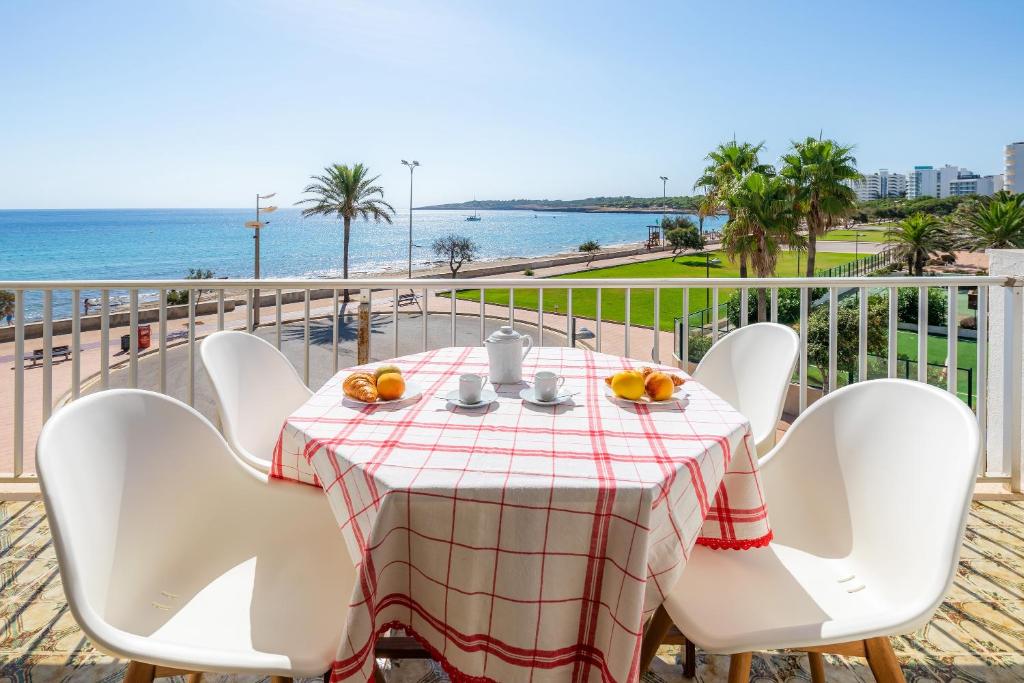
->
[523,268,534,276]
[726,287,826,327]
[897,287,948,326]
[961,316,977,330]
[687,334,713,364]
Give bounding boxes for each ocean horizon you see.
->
[0,208,726,320]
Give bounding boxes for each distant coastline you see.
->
[416,195,725,216]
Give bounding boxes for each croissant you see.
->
[344,372,378,402]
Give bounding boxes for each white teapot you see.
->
[484,326,532,384]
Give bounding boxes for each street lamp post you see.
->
[401,160,420,279]
[246,193,276,329]
[659,176,669,241]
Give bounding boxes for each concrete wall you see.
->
[1,298,238,344]
[985,249,1024,478]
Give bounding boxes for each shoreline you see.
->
[416,206,722,216]
[4,240,679,335]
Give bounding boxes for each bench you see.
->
[396,291,423,310]
[24,345,71,366]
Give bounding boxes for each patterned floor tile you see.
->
[1,500,1023,681]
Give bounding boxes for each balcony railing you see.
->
[2,275,1021,494]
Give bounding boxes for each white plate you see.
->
[345,380,423,405]
[603,384,688,405]
[520,387,575,407]
[444,388,498,409]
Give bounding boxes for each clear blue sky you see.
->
[1,0,1021,209]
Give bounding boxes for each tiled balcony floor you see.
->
[3,499,1024,682]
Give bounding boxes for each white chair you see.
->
[37,389,354,682]
[692,322,799,457]
[641,379,980,682]
[200,330,312,472]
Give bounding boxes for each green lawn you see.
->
[819,229,887,242]
[808,329,978,405]
[453,250,863,333]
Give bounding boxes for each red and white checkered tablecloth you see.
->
[272,346,771,683]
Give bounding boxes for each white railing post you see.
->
[1003,280,1023,491]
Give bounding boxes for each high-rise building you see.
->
[906,165,959,199]
[944,172,1004,197]
[846,169,907,201]
[906,164,1000,199]
[1006,142,1024,194]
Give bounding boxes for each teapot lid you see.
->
[486,326,522,343]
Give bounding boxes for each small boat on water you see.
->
[465,200,481,221]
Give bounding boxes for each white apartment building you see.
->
[945,173,1004,197]
[1007,142,1024,194]
[847,169,907,201]
[906,164,1001,199]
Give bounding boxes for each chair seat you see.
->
[100,547,353,677]
[664,543,906,655]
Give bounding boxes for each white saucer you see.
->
[520,387,575,407]
[445,388,498,409]
[603,384,688,405]
[345,380,423,405]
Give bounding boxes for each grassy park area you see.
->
[454,250,864,333]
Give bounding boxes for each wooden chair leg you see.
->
[683,638,696,678]
[807,652,826,683]
[185,675,202,683]
[638,605,675,673]
[727,652,752,683]
[864,637,905,683]
[124,662,156,683]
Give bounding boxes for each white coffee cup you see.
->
[459,373,487,404]
[534,371,565,402]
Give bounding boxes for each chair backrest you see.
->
[200,331,312,471]
[37,389,261,630]
[692,323,799,454]
[760,379,980,618]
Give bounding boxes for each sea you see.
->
[0,208,727,321]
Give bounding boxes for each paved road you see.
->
[86,313,564,426]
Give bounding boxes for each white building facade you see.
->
[906,164,1001,199]
[847,169,907,201]
[1007,142,1024,194]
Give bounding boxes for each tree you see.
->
[953,192,1024,250]
[725,172,801,320]
[167,268,215,308]
[885,213,951,276]
[0,290,14,324]
[661,216,703,259]
[805,293,888,390]
[578,239,601,266]
[665,226,705,260]
[694,140,775,280]
[781,137,860,276]
[296,163,395,302]
[432,234,479,278]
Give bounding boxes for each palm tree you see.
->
[781,137,859,276]
[885,213,950,276]
[296,163,395,302]
[955,192,1024,250]
[694,140,774,281]
[726,173,800,320]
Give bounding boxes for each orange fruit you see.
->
[644,371,674,401]
[376,372,405,401]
